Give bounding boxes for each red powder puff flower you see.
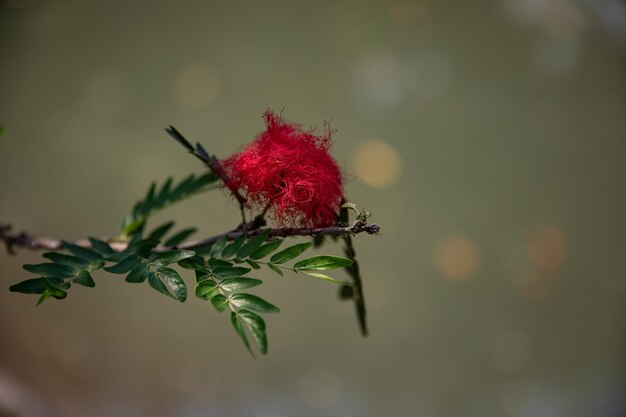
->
[223,110,344,227]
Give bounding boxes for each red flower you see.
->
[223,110,344,227]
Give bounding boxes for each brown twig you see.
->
[0,221,381,255]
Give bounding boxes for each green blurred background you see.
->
[1,0,625,416]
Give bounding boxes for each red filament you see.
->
[223,110,344,227]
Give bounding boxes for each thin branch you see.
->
[0,224,127,253]
[165,126,247,208]
[0,221,381,255]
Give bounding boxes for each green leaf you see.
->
[125,263,148,283]
[42,252,90,269]
[23,263,75,278]
[301,271,345,285]
[236,229,272,259]
[74,270,95,287]
[123,173,219,238]
[293,255,353,271]
[245,259,261,269]
[166,126,194,152]
[88,259,106,271]
[129,238,160,256]
[195,279,219,298]
[219,278,263,292]
[148,268,187,302]
[104,255,140,274]
[267,262,283,276]
[9,278,47,294]
[212,266,251,278]
[150,250,196,266]
[193,244,214,256]
[155,177,173,206]
[209,235,229,258]
[45,279,67,297]
[210,294,229,312]
[164,228,197,247]
[238,309,267,354]
[148,221,175,241]
[178,255,206,270]
[238,308,266,330]
[194,268,211,283]
[88,237,115,255]
[208,258,233,268]
[195,172,220,188]
[171,174,195,200]
[36,291,52,306]
[228,293,279,313]
[269,242,312,264]
[198,290,220,301]
[122,216,145,236]
[249,240,283,260]
[105,247,134,263]
[158,267,187,301]
[231,312,251,353]
[61,240,102,261]
[36,279,68,305]
[195,143,210,162]
[140,182,157,216]
[222,233,246,258]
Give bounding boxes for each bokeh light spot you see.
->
[387,0,433,45]
[352,140,403,188]
[174,64,220,109]
[298,368,341,409]
[433,233,481,282]
[527,225,568,272]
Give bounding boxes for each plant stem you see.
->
[0,221,381,254]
